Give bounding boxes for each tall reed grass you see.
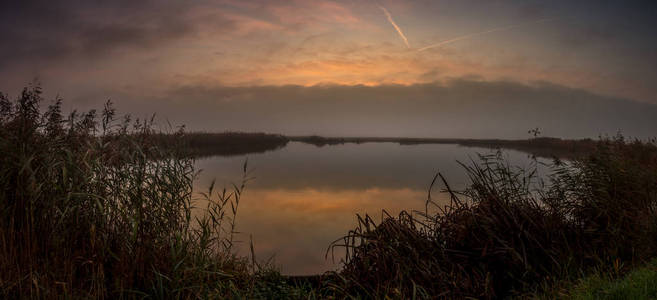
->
[0,85,296,298]
[326,137,657,298]
[3,84,656,298]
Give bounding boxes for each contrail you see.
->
[417,18,552,52]
[379,5,410,48]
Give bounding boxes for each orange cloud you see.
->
[186,6,286,37]
[267,0,362,29]
[190,44,637,102]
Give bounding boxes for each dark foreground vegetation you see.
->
[329,137,657,298]
[0,86,297,298]
[2,85,657,298]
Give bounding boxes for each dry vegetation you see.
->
[0,86,302,298]
[326,137,657,298]
[2,85,657,298]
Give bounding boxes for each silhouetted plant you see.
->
[0,85,281,298]
[328,138,657,298]
[3,84,656,299]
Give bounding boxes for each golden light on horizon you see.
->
[1,0,656,137]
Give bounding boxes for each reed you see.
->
[3,84,656,298]
[0,85,297,298]
[327,136,657,298]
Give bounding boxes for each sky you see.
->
[1,0,657,138]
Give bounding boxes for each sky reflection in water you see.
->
[194,142,546,275]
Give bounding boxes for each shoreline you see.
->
[172,132,598,159]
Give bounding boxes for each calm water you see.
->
[194,142,546,275]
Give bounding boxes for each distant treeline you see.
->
[151,132,289,157]
[289,135,600,159]
[154,132,613,159]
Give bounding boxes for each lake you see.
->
[194,141,548,275]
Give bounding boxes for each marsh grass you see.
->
[328,137,657,298]
[3,84,657,299]
[0,85,297,298]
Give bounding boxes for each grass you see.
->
[326,136,657,298]
[2,84,657,298]
[569,261,657,300]
[539,259,657,299]
[0,85,298,298]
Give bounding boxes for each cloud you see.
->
[0,0,287,68]
[0,1,198,65]
[217,0,365,32]
[102,79,657,139]
[2,0,657,107]
[272,0,361,26]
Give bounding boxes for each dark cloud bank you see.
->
[107,79,657,139]
[0,0,199,67]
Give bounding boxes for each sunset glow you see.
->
[1,0,656,137]
[3,1,657,294]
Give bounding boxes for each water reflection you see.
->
[194,142,546,275]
